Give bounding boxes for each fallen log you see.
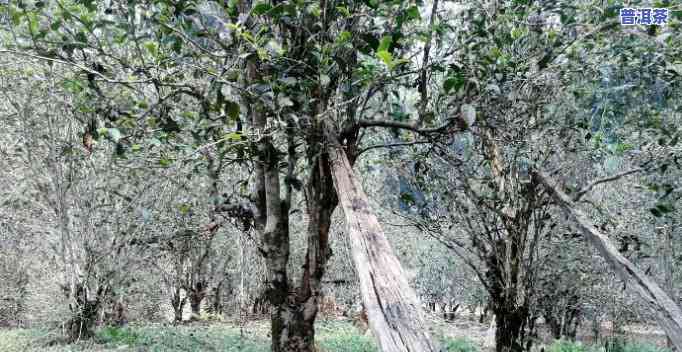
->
[533,170,682,350]
[326,132,437,352]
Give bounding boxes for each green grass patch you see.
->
[549,338,670,352]
[602,338,671,352]
[549,340,594,352]
[316,320,377,352]
[441,337,479,352]
[97,326,140,345]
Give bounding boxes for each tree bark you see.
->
[66,282,103,342]
[188,287,205,320]
[493,306,527,352]
[326,132,437,352]
[170,288,186,323]
[534,170,682,350]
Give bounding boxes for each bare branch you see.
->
[574,167,644,201]
[358,140,431,155]
[356,117,462,135]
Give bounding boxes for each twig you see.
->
[358,140,431,155]
[573,167,644,201]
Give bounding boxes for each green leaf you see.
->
[143,41,158,57]
[650,208,662,217]
[443,73,465,94]
[50,20,62,31]
[178,203,191,215]
[378,35,392,52]
[252,2,272,16]
[159,158,173,167]
[62,79,84,93]
[405,6,420,21]
[337,31,352,44]
[511,27,525,40]
[656,203,674,214]
[226,101,240,121]
[225,132,243,141]
[336,6,350,17]
[376,50,393,67]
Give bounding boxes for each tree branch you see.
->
[574,167,644,201]
[358,140,431,155]
[356,117,461,135]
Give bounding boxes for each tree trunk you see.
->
[493,306,527,352]
[270,303,317,352]
[326,132,437,352]
[534,170,682,350]
[65,283,102,342]
[661,222,676,349]
[211,285,223,316]
[170,288,186,323]
[189,291,203,320]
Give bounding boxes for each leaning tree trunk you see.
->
[326,132,437,352]
[534,170,682,350]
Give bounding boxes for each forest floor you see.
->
[0,314,669,352]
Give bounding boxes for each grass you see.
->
[0,324,270,352]
[0,321,671,352]
[548,339,671,352]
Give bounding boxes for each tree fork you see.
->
[326,130,438,352]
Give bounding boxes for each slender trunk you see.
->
[170,288,186,323]
[212,285,222,315]
[534,170,682,350]
[662,222,676,349]
[326,131,437,352]
[189,290,204,320]
[66,283,102,342]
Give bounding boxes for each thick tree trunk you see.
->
[326,133,437,352]
[270,303,317,352]
[493,305,528,352]
[534,170,682,350]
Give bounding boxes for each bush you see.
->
[441,337,479,352]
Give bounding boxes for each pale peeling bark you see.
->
[534,170,682,349]
[326,133,437,352]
